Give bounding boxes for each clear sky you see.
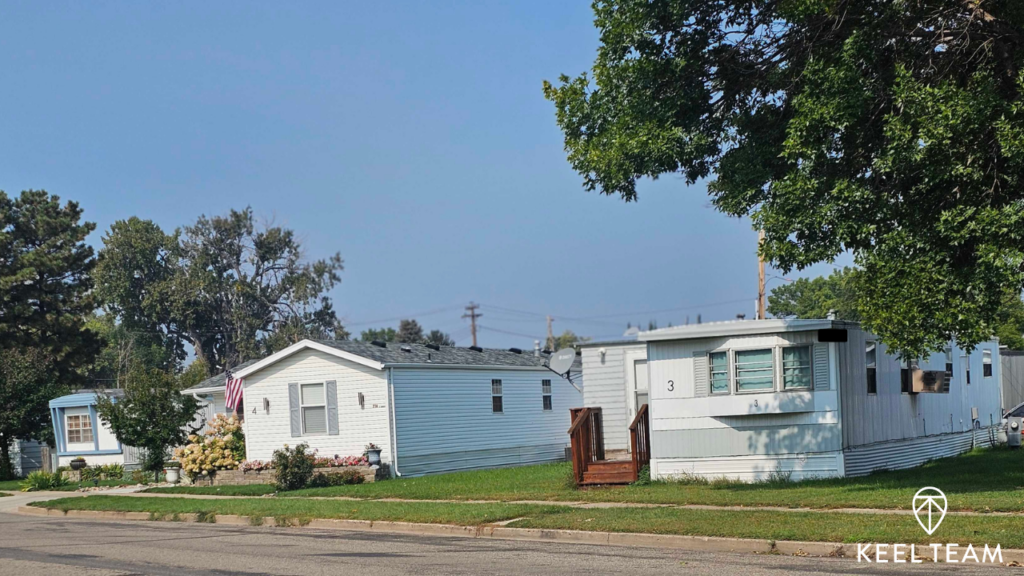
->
[1,1,850,348]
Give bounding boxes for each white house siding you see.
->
[838,328,1002,475]
[646,330,844,481]
[57,407,124,468]
[11,439,46,476]
[241,348,391,463]
[580,343,646,451]
[391,367,580,477]
[1002,350,1024,411]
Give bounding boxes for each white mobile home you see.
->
[637,319,1002,481]
[188,340,582,476]
[578,340,647,453]
[48,392,133,468]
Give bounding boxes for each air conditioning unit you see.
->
[912,370,949,393]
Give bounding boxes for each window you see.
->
[735,349,774,392]
[300,383,327,435]
[66,414,93,444]
[966,354,971,385]
[866,342,877,394]
[901,360,920,393]
[782,346,812,390]
[983,350,993,378]
[709,351,730,394]
[542,379,552,411]
[491,379,503,413]
[944,348,953,387]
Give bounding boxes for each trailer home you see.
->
[638,319,1002,481]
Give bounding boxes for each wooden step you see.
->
[581,470,636,485]
[585,461,634,473]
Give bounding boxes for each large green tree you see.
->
[95,367,202,474]
[0,349,60,480]
[0,190,100,476]
[395,319,425,344]
[95,209,347,374]
[545,1,1024,358]
[767,268,862,321]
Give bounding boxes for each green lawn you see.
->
[145,447,1024,512]
[34,495,1024,549]
[0,479,23,491]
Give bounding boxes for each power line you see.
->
[462,302,482,347]
[343,304,464,328]
[480,298,752,323]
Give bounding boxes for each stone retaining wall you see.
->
[186,465,387,487]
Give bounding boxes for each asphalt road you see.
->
[0,511,1012,576]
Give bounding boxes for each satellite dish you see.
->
[549,348,576,375]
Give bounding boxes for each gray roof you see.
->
[182,358,261,393]
[182,340,581,392]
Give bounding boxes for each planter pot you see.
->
[70,460,87,471]
[366,449,382,466]
[164,468,181,484]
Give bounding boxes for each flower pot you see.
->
[70,460,86,471]
[366,449,382,466]
[165,468,180,484]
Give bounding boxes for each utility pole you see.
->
[462,302,482,347]
[546,315,554,350]
[757,229,766,320]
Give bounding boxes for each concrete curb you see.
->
[18,506,1024,567]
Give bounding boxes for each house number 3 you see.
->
[754,399,759,407]
[667,380,674,392]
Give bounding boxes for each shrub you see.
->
[272,444,315,491]
[174,414,245,480]
[20,471,68,492]
[101,463,125,479]
[312,454,368,468]
[308,468,365,488]
[239,460,273,472]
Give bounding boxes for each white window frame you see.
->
[734,347,776,394]
[866,340,877,395]
[708,350,731,395]
[491,379,503,413]
[780,344,813,390]
[66,413,93,444]
[300,382,327,436]
[983,350,993,378]
[541,379,552,411]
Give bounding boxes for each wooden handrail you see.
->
[629,404,650,482]
[568,407,604,486]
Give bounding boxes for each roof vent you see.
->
[371,340,387,348]
[425,343,440,351]
[508,347,522,354]
[469,346,483,353]
[400,345,412,352]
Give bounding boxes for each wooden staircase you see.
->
[568,404,650,487]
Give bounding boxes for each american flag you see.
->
[225,371,244,412]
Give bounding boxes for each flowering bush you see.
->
[314,454,369,468]
[174,414,245,479]
[239,459,274,472]
[273,444,316,491]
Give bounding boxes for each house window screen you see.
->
[300,383,327,435]
[66,414,94,444]
[944,348,954,387]
[782,346,812,390]
[542,379,552,411]
[709,351,729,394]
[735,349,774,391]
[492,379,503,413]
[983,350,993,378]
[866,342,877,394]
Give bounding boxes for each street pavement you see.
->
[0,509,1008,575]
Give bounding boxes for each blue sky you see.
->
[1,1,850,348]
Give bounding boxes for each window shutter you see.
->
[326,380,339,436]
[288,383,301,437]
[813,344,829,390]
[693,352,709,397]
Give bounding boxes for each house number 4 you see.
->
[667,380,674,392]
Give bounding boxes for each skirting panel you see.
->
[397,443,568,477]
[652,451,844,483]
[843,426,998,477]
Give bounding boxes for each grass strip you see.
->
[33,495,563,526]
[145,448,1024,512]
[33,495,1024,549]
